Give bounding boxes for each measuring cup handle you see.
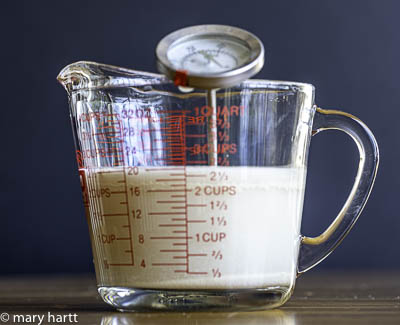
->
[297,107,379,274]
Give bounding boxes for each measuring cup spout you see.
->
[57,61,97,95]
[57,61,169,95]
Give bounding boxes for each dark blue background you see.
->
[1,0,397,274]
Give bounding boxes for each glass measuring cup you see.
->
[57,61,378,311]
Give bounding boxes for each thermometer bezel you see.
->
[156,25,264,89]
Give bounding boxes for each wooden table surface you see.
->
[0,270,399,324]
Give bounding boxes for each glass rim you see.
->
[58,61,315,94]
[240,78,314,93]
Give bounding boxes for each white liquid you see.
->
[82,166,306,289]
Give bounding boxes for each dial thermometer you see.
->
[156,25,265,165]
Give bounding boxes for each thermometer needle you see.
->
[200,51,224,68]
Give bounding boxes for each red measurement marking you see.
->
[155,142,183,147]
[218,157,229,166]
[147,189,186,193]
[154,139,182,141]
[212,200,228,210]
[155,154,185,159]
[158,110,191,114]
[97,140,123,145]
[187,174,207,177]
[145,167,184,171]
[212,250,223,259]
[174,270,208,275]
[158,224,186,227]
[142,127,176,132]
[163,147,184,152]
[169,173,185,176]
[150,236,192,240]
[105,116,134,266]
[156,178,184,182]
[188,220,207,223]
[167,144,186,148]
[173,230,187,234]
[160,249,186,252]
[218,131,229,141]
[157,144,184,149]
[93,131,119,137]
[187,204,207,208]
[188,253,207,257]
[154,157,185,161]
[164,132,185,141]
[211,171,229,181]
[188,272,208,275]
[157,200,185,204]
[142,147,178,152]
[180,116,190,273]
[161,152,186,157]
[152,263,187,266]
[212,216,227,226]
[149,212,185,216]
[212,269,222,278]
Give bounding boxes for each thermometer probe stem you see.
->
[206,89,218,166]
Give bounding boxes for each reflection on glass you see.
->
[101,310,296,325]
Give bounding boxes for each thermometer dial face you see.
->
[156,25,264,89]
[167,37,251,74]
